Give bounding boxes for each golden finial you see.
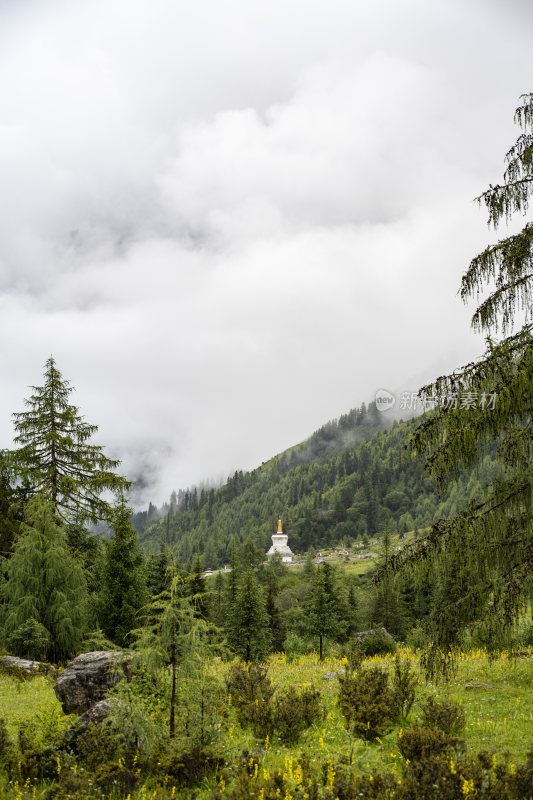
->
[277,518,282,533]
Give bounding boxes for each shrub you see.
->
[397,724,463,762]
[355,628,397,656]
[157,747,224,788]
[419,695,466,736]
[325,767,397,800]
[284,632,315,661]
[338,666,394,740]
[17,745,66,781]
[405,624,430,651]
[390,654,417,721]
[225,662,275,731]
[400,754,465,800]
[0,718,11,764]
[341,640,365,674]
[43,770,98,800]
[270,686,322,743]
[94,761,138,794]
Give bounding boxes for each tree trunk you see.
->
[169,639,176,737]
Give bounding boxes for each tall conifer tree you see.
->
[229,570,271,662]
[8,357,130,523]
[2,494,87,661]
[382,95,533,670]
[99,497,147,647]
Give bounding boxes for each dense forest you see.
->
[135,403,500,569]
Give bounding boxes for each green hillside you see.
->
[138,402,500,567]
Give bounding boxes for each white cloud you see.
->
[0,0,530,504]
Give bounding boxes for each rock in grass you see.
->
[0,656,45,675]
[54,651,130,714]
[464,682,497,690]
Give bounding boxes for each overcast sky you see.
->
[0,0,531,505]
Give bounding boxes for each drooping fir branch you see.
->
[377,94,533,669]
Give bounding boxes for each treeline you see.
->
[139,405,499,568]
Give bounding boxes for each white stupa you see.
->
[267,518,293,564]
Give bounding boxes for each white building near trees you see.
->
[266,518,293,564]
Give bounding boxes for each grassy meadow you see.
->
[0,646,531,799]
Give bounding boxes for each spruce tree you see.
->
[133,563,215,737]
[0,456,25,560]
[188,553,207,618]
[2,494,87,661]
[266,583,285,652]
[147,543,171,598]
[99,498,147,647]
[8,357,130,523]
[306,563,339,660]
[229,569,271,662]
[382,94,533,670]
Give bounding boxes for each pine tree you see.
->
[210,571,226,628]
[0,455,26,560]
[99,497,147,647]
[8,357,130,523]
[382,95,533,670]
[133,563,216,737]
[306,563,339,660]
[2,494,87,661]
[147,543,171,599]
[188,553,207,618]
[228,570,271,662]
[266,583,285,652]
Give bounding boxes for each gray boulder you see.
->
[323,670,344,680]
[54,651,130,714]
[78,699,113,728]
[0,656,45,674]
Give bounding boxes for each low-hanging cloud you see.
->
[0,0,531,505]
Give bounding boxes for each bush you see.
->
[400,754,465,800]
[341,640,365,673]
[270,686,322,743]
[354,628,397,656]
[405,624,430,651]
[157,747,224,788]
[338,666,394,740]
[225,662,275,732]
[326,767,397,800]
[94,761,138,794]
[17,745,66,781]
[390,654,417,721]
[284,632,315,661]
[397,724,463,762]
[419,695,466,736]
[74,721,122,769]
[0,718,11,764]
[43,770,99,800]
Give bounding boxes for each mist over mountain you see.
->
[136,400,497,567]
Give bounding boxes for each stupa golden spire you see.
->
[267,517,293,563]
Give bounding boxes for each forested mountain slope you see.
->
[138,402,499,568]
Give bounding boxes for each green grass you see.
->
[0,672,71,741]
[0,648,531,798]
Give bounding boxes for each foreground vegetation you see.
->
[0,647,532,799]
